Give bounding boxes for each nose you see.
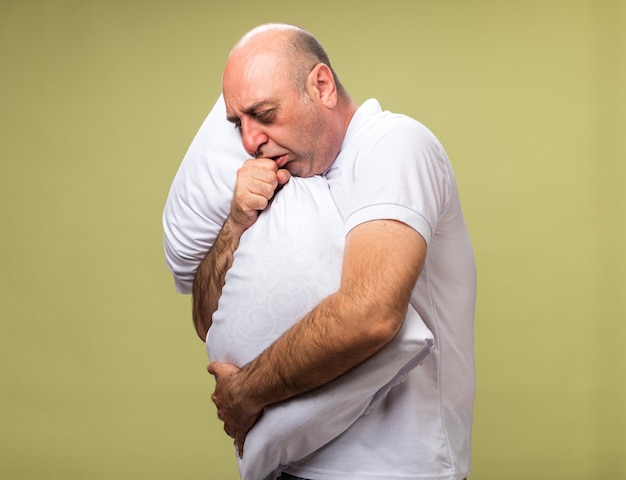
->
[240,118,268,158]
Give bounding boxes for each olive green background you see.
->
[1,1,624,479]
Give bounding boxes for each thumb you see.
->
[207,361,240,378]
[276,168,291,186]
[207,362,219,376]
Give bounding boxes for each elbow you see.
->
[350,298,407,351]
[370,308,406,346]
[192,303,211,343]
[194,322,209,342]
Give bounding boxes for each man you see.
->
[192,24,475,480]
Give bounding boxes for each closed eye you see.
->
[226,113,242,131]
[254,109,275,124]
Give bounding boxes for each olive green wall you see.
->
[1,1,624,478]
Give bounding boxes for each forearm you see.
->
[192,159,290,342]
[231,219,423,411]
[192,216,244,341]
[235,290,406,411]
[208,219,425,455]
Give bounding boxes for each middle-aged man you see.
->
[191,23,476,480]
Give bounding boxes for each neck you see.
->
[337,97,359,140]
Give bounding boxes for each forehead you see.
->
[222,49,293,117]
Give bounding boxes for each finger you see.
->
[276,168,291,186]
[207,362,220,376]
[249,157,279,171]
[232,181,273,215]
[208,361,240,378]
[240,159,278,182]
[246,177,277,201]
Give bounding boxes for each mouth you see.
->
[271,154,289,168]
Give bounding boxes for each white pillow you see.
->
[207,175,433,479]
[163,95,434,480]
[163,95,248,294]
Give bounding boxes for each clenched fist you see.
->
[230,158,291,233]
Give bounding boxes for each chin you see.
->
[285,163,310,178]
[285,160,319,178]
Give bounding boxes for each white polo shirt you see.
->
[285,100,476,480]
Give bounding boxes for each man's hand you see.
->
[207,361,263,458]
[230,158,291,234]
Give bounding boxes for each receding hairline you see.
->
[230,23,306,53]
[227,23,348,99]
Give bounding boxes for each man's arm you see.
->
[209,218,426,455]
[192,158,291,341]
[192,216,243,340]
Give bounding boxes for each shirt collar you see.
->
[324,99,382,177]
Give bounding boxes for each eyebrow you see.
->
[226,101,275,124]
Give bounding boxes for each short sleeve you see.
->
[344,117,452,245]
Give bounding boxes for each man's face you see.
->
[223,51,338,177]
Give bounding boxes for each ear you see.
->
[307,63,337,108]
